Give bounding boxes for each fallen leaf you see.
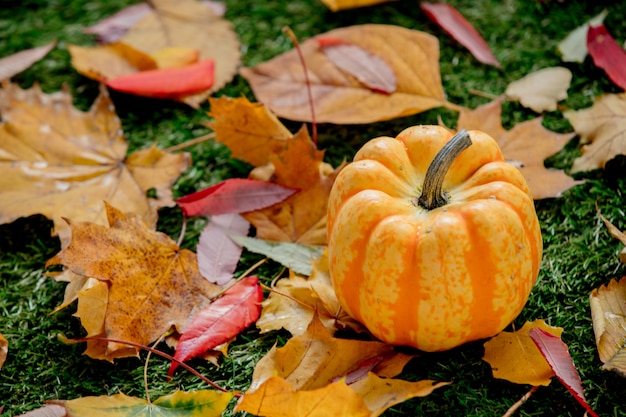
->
[482,320,563,386]
[105,59,214,99]
[587,24,626,90]
[0,82,189,248]
[68,42,158,81]
[0,332,7,370]
[55,390,233,417]
[149,47,199,69]
[230,235,325,276]
[207,96,293,167]
[197,214,250,285]
[320,0,396,12]
[529,328,599,417]
[0,40,57,81]
[168,276,263,376]
[597,208,626,263]
[240,24,452,124]
[14,404,67,417]
[505,67,572,113]
[558,9,608,63]
[420,2,500,67]
[564,92,626,173]
[176,178,299,217]
[257,251,365,336]
[456,98,581,199]
[120,0,240,106]
[46,203,222,360]
[589,277,626,377]
[317,37,397,94]
[243,129,342,245]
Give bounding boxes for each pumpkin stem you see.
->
[417,129,472,210]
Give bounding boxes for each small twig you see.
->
[468,89,502,101]
[502,386,539,417]
[260,282,337,320]
[144,333,166,404]
[176,215,187,248]
[164,132,216,153]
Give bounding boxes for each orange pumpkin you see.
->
[327,125,542,352]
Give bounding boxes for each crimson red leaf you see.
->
[587,24,626,90]
[197,214,250,285]
[529,328,599,417]
[105,59,214,99]
[317,37,397,94]
[168,276,263,376]
[420,2,500,68]
[176,178,299,218]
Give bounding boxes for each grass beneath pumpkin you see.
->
[1,0,626,416]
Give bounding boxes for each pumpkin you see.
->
[327,125,542,352]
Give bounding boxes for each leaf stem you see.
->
[163,132,216,153]
[501,385,538,417]
[417,129,472,210]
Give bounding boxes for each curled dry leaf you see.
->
[456,99,581,199]
[0,40,57,82]
[505,67,572,113]
[46,203,222,360]
[482,320,562,386]
[564,92,626,173]
[240,24,452,124]
[590,277,626,378]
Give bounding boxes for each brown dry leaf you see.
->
[238,316,446,416]
[456,98,581,199]
[207,96,293,167]
[482,320,563,386]
[0,82,190,249]
[564,93,626,173]
[590,277,626,377]
[240,24,454,124]
[68,42,157,81]
[505,67,572,113]
[120,0,240,106]
[0,332,7,370]
[597,209,626,263]
[321,0,396,12]
[243,128,343,245]
[46,203,222,360]
[257,250,366,336]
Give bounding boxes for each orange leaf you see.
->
[240,24,453,124]
[482,320,563,386]
[456,98,581,199]
[46,203,222,360]
[106,59,214,99]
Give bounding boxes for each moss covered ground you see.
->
[1,0,626,416]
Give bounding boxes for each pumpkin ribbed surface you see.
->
[327,125,542,352]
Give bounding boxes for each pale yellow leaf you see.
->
[505,67,572,113]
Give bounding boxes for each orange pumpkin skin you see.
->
[327,125,542,352]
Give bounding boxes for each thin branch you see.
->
[502,386,539,417]
[164,132,216,153]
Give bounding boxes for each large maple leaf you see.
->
[47,203,222,360]
[0,82,190,248]
[456,98,582,199]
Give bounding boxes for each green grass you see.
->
[2,0,626,416]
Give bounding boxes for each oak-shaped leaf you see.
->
[456,98,581,199]
[46,203,222,360]
[0,82,190,248]
[505,67,572,113]
[256,251,365,336]
[482,320,562,386]
[590,277,626,378]
[420,2,500,67]
[237,315,447,416]
[564,93,626,173]
[587,24,626,90]
[529,328,599,417]
[52,390,233,417]
[0,40,56,81]
[240,24,453,124]
[168,276,263,376]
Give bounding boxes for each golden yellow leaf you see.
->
[207,96,293,167]
[243,129,343,246]
[564,93,626,173]
[482,320,563,386]
[46,203,222,360]
[590,277,626,377]
[240,24,453,124]
[68,42,157,81]
[456,98,581,199]
[0,82,190,248]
